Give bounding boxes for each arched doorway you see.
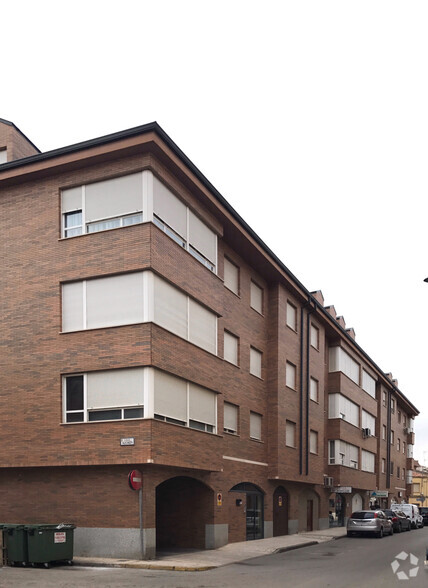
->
[273,486,289,536]
[352,493,363,512]
[231,483,264,540]
[156,476,213,549]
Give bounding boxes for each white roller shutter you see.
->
[85,173,143,222]
[86,273,144,329]
[153,370,187,422]
[87,368,144,409]
[62,282,84,332]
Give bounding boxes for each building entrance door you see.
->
[246,492,263,540]
[306,499,314,531]
[273,486,289,536]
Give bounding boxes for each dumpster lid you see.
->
[24,523,76,530]
[2,523,26,529]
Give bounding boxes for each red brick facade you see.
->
[0,119,419,558]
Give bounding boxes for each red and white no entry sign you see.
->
[128,469,143,491]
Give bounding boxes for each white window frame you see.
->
[250,281,263,314]
[62,271,218,356]
[310,324,319,350]
[224,257,239,295]
[361,449,375,473]
[223,402,238,435]
[286,361,296,390]
[224,331,239,366]
[64,367,218,433]
[309,430,318,454]
[61,170,218,274]
[250,347,262,378]
[286,420,296,448]
[329,347,359,385]
[286,301,297,331]
[362,370,376,398]
[250,411,262,440]
[310,377,319,403]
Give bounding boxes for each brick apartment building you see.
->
[0,118,419,558]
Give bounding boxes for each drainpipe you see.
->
[305,302,315,475]
[299,306,305,475]
[386,389,391,492]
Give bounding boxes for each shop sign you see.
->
[334,486,352,493]
[371,491,388,497]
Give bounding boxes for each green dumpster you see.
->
[25,524,75,568]
[2,524,28,566]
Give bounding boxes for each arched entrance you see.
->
[273,486,289,536]
[231,483,264,540]
[352,493,363,512]
[156,476,213,549]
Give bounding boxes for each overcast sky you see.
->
[3,1,428,464]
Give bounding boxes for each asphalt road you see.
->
[0,527,427,588]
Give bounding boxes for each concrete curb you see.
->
[73,534,348,572]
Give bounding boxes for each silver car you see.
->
[347,510,393,538]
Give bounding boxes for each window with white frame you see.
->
[0,149,7,164]
[286,420,296,447]
[286,361,296,390]
[390,430,394,445]
[328,347,359,385]
[250,411,262,440]
[403,441,406,455]
[63,368,145,423]
[153,370,217,432]
[362,370,376,398]
[382,390,387,407]
[224,331,239,366]
[361,410,375,435]
[361,450,375,473]
[310,324,319,349]
[250,281,263,314]
[382,424,386,440]
[62,271,217,355]
[328,393,359,427]
[62,171,218,274]
[382,458,385,473]
[390,397,395,413]
[224,258,239,295]
[286,302,297,331]
[224,402,238,434]
[250,347,262,378]
[328,440,359,468]
[61,173,144,238]
[309,430,318,454]
[310,377,319,402]
[397,438,400,452]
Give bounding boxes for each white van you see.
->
[391,503,423,529]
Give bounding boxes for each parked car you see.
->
[419,507,428,526]
[383,508,412,532]
[391,503,423,529]
[347,510,393,538]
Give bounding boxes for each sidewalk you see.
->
[73,527,347,571]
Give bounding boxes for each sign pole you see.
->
[128,469,144,559]
[139,486,144,560]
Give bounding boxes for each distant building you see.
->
[0,118,419,558]
[409,461,428,507]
